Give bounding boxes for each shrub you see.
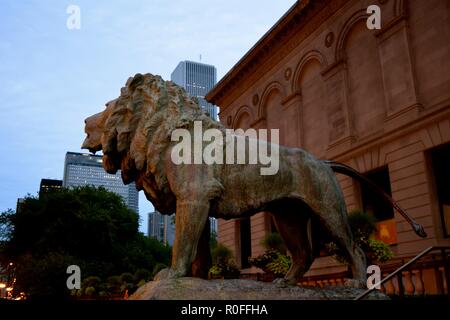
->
[209,243,240,279]
[119,272,134,284]
[249,249,291,278]
[248,249,279,270]
[134,269,151,283]
[84,286,96,297]
[325,211,394,265]
[208,263,240,279]
[137,279,146,287]
[261,232,286,254]
[212,243,233,265]
[82,276,101,289]
[366,239,394,263]
[266,253,291,277]
[347,210,377,240]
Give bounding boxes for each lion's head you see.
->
[82,73,221,208]
[81,99,115,154]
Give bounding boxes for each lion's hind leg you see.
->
[316,206,367,288]
[272,211,313,286]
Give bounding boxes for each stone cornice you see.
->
[206,0,351,109]
[206,0,323,106]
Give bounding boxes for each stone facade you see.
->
[206,0,450,280]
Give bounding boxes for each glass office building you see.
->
[63,152,139,213]
[171,60,218,120]
[148,211,175,246]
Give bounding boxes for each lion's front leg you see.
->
[163,200,210,279]
[191,220,212,278]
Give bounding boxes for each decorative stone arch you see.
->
[232,105,255,129]
[419,119,450,150]
[291,50,328,93]
[257,81,287,119]
[335,9,370,62]
[349,147,387,174]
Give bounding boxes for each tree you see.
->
[0,186,171,299]
[209,230,217,252]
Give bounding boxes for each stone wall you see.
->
[212,0,450,273]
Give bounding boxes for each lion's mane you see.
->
[100,73,223,209]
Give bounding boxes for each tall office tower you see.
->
[147,211,216,246]
[39,179,63,196]
[147,211,175,246]
[209,217,218,235]
[171,60,218,120]
[63,152,139,213]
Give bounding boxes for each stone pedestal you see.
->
[130,277,388,300]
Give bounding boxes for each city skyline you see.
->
[63,151,139,213]
[0,0,296,233]
[171,60,218,120]
[147,211,175,246]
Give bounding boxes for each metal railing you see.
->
[355,246,450,300]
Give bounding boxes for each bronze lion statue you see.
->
[82,73,371,286]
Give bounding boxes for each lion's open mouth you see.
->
[81,136,102,155]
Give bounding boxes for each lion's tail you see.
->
[322,160,427,238]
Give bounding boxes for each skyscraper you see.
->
[210,217,217,235]
[147,211,175,246]
[63,152,139,213]
[39,179,63,196]
[171,60,218,120]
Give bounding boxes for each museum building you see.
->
[206,0,450,295]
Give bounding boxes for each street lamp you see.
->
[0,283,6,289]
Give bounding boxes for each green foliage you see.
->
[210,231,218,252]
[0,186,171,299]
[85,286,96,297]
[14,251,78,298]
[208,265,222,276]
[76,268,154,299]
[208,263,240,278]
[250,231,290,278]
[209,243,239,279]
[104,275,121,296]
[248,249,279,270]
[107,275,121,286]
[366,239,394,263]
[119,272,134,284]
[134,268,151,282]
[325,210,394,265]
[137,279,146,287]
[0,209,14,242]
[248,249,291,278]
[261,232,286,254]
[266,253,291,277]
[83,276,101,289]
[347,210,377,240]
[212,243,233,265]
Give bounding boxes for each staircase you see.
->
[355,246,450,300]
